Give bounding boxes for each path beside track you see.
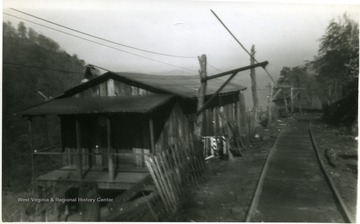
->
[248,118,346,222]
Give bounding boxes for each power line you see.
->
[210,9,276,84]
[6,11,222,74]
[5,11,225,74]
[4,13,197,73]
[208,63,223,72]
[9,8,197,59]
[3,61,83,74]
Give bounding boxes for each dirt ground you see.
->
[173,118,292,222]
[311,120,358,219]
[172,115,358,222]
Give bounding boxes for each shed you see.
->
[21,71,246,190]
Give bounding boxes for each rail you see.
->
[245,128,284,222]
[309,121,354,223]
[245,119,355,223]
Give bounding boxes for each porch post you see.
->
[75,119,82,181]
[149,117,155,153]
[107,117,114,181]
[27,117,35,183]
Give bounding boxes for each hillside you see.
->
[2,21,86,191]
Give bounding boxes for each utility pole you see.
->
[266,83,273,128]
[195,54,207,139]
[250,45,259,129]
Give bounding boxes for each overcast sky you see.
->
[3,0,360,108]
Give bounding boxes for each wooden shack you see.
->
[21,71,246,191]
[273,86,322,115]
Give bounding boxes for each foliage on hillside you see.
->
[313,14,359,94]
[3,21,86,190]
[276,66,318,105]
[313,14,358,129]
[275,14,358,130]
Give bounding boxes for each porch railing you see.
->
[31,145,149,182]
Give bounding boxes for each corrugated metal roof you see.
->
[60,72,246,99]
[21,94,174,115]
[22,71,246,116]
[113,72,245,98]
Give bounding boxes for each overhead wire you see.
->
[3,61,83,74]
[5,10,229,74]
[4,12,197,73]
[208,63,223,72]
[8,8,232,73]
[9,8,197,59]
[5,12,224,74]
[210,9,276,84]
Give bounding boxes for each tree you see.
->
[2,21,86,192]
[17,22,27,38]
[310,14,358,129]
[312,14,359,100]
[28,28,38,42]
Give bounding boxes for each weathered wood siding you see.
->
[74,79,151,97]
[153,103,194,153]
[201,101,239,136]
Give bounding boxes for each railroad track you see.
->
[245,117,355,223]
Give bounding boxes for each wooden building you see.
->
[273,86,322,115]
[21,71,246,190]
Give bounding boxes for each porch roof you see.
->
[21,94,174,116]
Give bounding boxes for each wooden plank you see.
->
[172,145,183,186]
[107,79,115,96]
[159,152,178,201]
[202,61,268,82]
[145,156,171,212]
[272,88,282,101]
[170,148,183,195]
[153,155,176,211]
[149,118,155,154]
[198,61,268,115]
[149,155,170,208]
